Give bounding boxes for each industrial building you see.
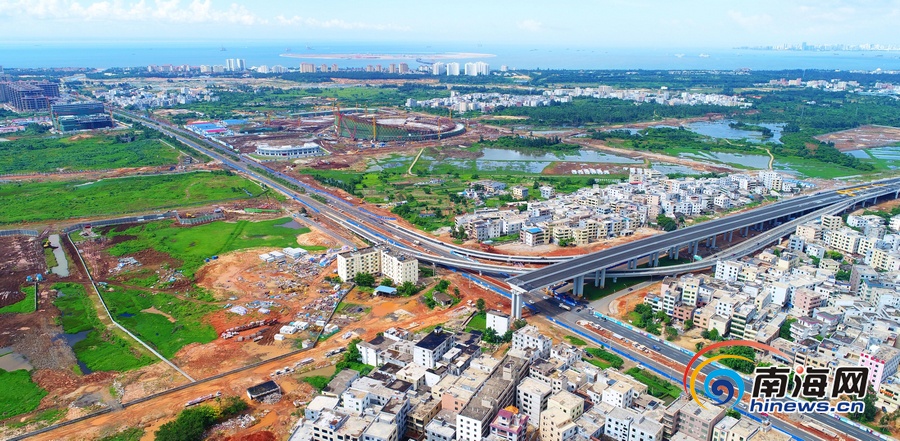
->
[51,102,115,132]
[334,111,465,142]
[254,142,322,158]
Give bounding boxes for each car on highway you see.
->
[542,295,549,300]
[527,300,535,304]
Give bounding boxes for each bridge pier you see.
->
[725,231,733,242]
[741,226,748,237]
[669,246,677,260]
[594,268,606,287]
[710,236,716,248]
[574,275,585,297]
[510,285,525,320]
[650,252,659,267]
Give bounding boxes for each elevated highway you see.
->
[506,178,900,317]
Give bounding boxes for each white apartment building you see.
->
[715,260,744,283]
[337,247,419,285]
[517,377,552,422]
[826,229,862,255]
[602,381,635,409]
[338,247,382,283]
[539,408,579,441]
[512,325,552,359]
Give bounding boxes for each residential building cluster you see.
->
[644,209,900,411]
[0,80,61,111]
[406,85,747,114]
[430,62,491,76]
[95,84,219,109]
[337,246,420,285]
[454,170,797,245]
[291,323,788,441]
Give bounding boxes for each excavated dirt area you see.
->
[815,125,900,151]
[0,235,46,307]
[27,271,512,441]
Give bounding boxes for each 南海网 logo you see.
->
[682,340,788,409]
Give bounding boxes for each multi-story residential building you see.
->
[859,346,900,390]
[540,186,556,199]
[338,247,382,283]
[663,399,725,441]
[821,215,843,231]
[605,407,663,441]
[511,326,552,360]
[489,407,528,441]
[511,186,529,200]
[414,329,454,369]
[796,223,823,242]
[602,381,635,409]
[516,377,552,422]
[715,260,745,283]
[520,227,547,247]
[539,408,579,441]
[826,229,862,254]
[381,249,419,285]
[337,247,419,285]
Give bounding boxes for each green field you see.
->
[582,277,650,301]
[0,370,48,420]
[0,134,180,174]
[0,286,36,314]
[107,217,319,279]
[626,367,681,401]
[466,312,487,332]
[584,347,624,369]
[52,283,154,372]
[564,335,587,346]
[101,286,218,358]
[97,427,144,441]
[0,171,264,225]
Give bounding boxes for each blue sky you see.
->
[1,0,898,47]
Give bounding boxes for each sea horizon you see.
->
[3,41,900,71]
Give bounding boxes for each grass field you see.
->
[97,427,145,441]
[0,370,47,420]
[0,134,179,174]
[582,277,650,301]
[0,171,264,225]
[4,407,66,429]
[52,283,155,372]
[584,347,624,369]
[466,312,487,332]
[107,217,319,279]
[0,286,36,314]
[626,367,681,401]
[564,335,587,346]
[102,286,218,358]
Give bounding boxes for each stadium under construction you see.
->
[334,110,465,142]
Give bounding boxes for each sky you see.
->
[1,0,899,48]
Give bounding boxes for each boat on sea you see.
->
[699,53,710,58]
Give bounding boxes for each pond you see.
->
[651,163,702,175]
[47,234,69,277]
[478,147,641,164]
[57,330,93,374]
[679,151,773,169]
[683,120,785,144]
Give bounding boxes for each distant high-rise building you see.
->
[398,63,409,74]
[388,63,397,73]
[300,63,316,73]
[271,65,287,73]
[366,65,374,72]
[199,65,211,73]
[464,62,477,76]
[500,65,508,72]
[236,59,246,71]
[331,63,339,72]
[375,64,383,72]
[320,64,328,72]
[432,62,446,75]
[475,61,490,75]
[446,62,460,76]
[257,65,269,74]
[226,59,236,71]
[212,65,225,73]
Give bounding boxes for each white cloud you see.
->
[517,19,543,32]
[0,0,266,25]
[275,15,409,31]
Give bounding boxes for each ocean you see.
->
[2,41,900,71]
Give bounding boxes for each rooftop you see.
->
[416,329,451,350]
